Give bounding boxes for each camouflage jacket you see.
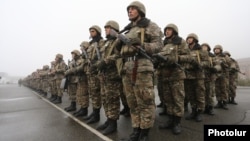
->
[54,60,67,79]
[121,18,163,73]
[157,36,189,81]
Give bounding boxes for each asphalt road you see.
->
[0,84,249,141]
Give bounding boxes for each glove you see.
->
[97,60,106,70]
[210,67,217,73]
[152,53,168,62]
[64,69,71,76]
[129,37,141,46]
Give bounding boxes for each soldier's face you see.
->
[202,46,208,51]
[214,48,221,54]
[165,28,173,38]
[89,29,97,38]
[128,6,140,21]
[105,26,111,36]
[186,37,194,45]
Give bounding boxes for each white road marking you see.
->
[32,91,113,141]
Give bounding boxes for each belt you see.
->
[123,54,144,62]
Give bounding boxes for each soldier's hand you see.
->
[129,37,141,46]
[97,60,106,70]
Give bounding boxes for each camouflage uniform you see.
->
[213,45,231,110]
[84,25,104,124]
[155,23,188,135]
[72,48,89,117]
[121,1,163,140]
[64,58,78,112]
[224,51,239,105]
[94,20,123,135]
[201,43,216,115]
[53,54,67,104]
[48,61,57,101]
[39,65,50,96]
[184,33,209,122]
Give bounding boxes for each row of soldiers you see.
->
[21,1,241,141]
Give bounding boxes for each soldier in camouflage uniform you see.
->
[51,54,67,104]
[223,51,239,105]
[120,1,163,140]
[93,20,123,135]
[48,61,57,102]
[184,33,209,122]
[155,23,189,135]
[213,45,230,110]
[83,25,104,124]
[201,43,216,115]
[39,65,50,97]
[64,52,78,112]
[70,48,89,117]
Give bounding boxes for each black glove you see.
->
[152,53,168,62]
[210,67,217,73]
[129,37,141,46]
[97,60,106,70]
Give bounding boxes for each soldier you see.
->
[213,45,230,110]
[120,1,163,140]
[51,54,67,104]
[184,33,209,122]
[39,65,50,97]
[64,53,78,112]
[84,25,104,124]
[201,43,216,115]
[223,51,239,105]
[154,23,189,135]
[71,47,90,117]
[93,20,122,135]
[48,61,57,102]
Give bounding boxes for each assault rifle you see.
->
[110,29,153,62]
[152,53,186,72]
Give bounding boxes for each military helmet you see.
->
[164,23,178,35]
[201,43,211,51]
[71,50,81,56]
[213,44,223,52]
[223,51,231,57]
[89,25,102,34]
[127,1,146,17]
[186,33,199,42]
[43,65,49,70]
[104,20,120,32]
[56,53,63,59]
[80,41,89,48]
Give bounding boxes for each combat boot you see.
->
[185,108,196,120]
[102,119,117,135]
[120,105,130,117]
[127,127,141,141]
[159,115,173,129]
[64,101,76,112]
[195,110,203,122]
[207,106,215,115]
[214,101,223,108]
[53,96,62,104]
[159,104,167,116]
[96,119,109,130]
[229,97,238,105]
[184,102,188,112]
[50,95,57,102]
[221,101,228,110]
[172,116,181,135]
[74,107,88,117]
[157,102,164,108]
[86,108,100,124]
[139,128,150,141]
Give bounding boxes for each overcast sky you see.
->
[1,0,250,77]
